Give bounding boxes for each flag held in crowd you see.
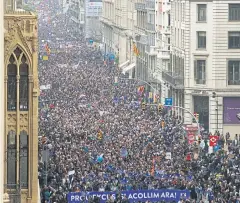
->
[97,154,104,163]
[45,43,51,55]
[209,135,218,146]
[97,130,103,140]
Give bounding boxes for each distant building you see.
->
[85,0,102,41]
[68,0,85,34]
[101,0,136,75]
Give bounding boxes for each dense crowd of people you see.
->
[34,0,240,202]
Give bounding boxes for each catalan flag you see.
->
[133,43,140,56]
[150,157,155,176]
[138,86,144,93]
[153,93,158,103]
[45,43,51,55]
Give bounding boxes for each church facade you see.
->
[4,7,39,203]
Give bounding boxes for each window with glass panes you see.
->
[228,61,240,85]
[194,60,206,84]
[229,4,240,21]
[197,4,207,21]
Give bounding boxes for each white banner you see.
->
[40,84,51,90]
[68,170,75,176]
[165,152,171,160]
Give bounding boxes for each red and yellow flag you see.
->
[138,86,144,93]
[150,157,155,176]
[45,43,51,55]
[133,43,140,56]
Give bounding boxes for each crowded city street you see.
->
[34,0,240,203]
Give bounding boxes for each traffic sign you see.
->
[164,98,173,106]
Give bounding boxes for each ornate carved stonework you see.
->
[28,75,33,83]
[7,114,16,123]
[7,124,16,131]
[33,78,39,89]
[17,26,32,56]
[32,37,38,52]
[4,20,32,61]
[20,124,28,132]
[20,114,28,123]
[4,76,8,83]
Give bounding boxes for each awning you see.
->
[119,60,130,69]
[122,63,136,74]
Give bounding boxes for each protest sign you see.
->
[68,189,190,203]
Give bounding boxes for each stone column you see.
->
[0,3,5,202]
[31,23,39,203]
[3,193,10,203]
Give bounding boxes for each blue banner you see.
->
[67,189,190,203]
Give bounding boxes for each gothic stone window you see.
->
[7,54,17,111]
[7,130,17,188]
[7,47,29,111]
[20,131,28,188]
[19,54,29,111]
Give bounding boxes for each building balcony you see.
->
[69,5,79,13]
[134,26,146,37]
[162,26,170,34]
[135,34,148,45]
[135,3,147,11]
[145,23,155,32]
[100,16,113,26]
[195,79,206,85]
[162,70,184,89]
[146,0,155,9]
[145,45,157,56]
[112,22,128,31]
[157,50,170,60]
[228,80,240,85]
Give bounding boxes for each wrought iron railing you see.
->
[162,70,184,88]
[135,3,147,11]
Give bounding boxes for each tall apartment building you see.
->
[134,0,171,98]
[60,0,70,13]
[101,0,136,74]
[101,0,114,55]
[134,0,148,81]
[170,0,240,134]
[68,0,85,34]
[85,0,103,41]
[154,0,171,103]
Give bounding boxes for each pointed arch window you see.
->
[7,54,17,111]
[7,47,29,111]
[19,131,28,188]
[19,54,29,111]
[7,130,17,188]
